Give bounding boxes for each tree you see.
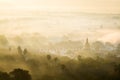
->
[0,71,11,80]
[61,64,66,70]
[23,48,28,55]
[77,55,82,61]
[47,54,51,61]
[10,68,32,80]
[114,64,120,73]
[113,64,120,80]
[17,46,22,55]
[54,57,58,63]
[17,46,28,61]
[92,41,104,51]
[0,35,9,47]
[116,44,120,52]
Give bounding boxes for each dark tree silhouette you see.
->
[17,46,22,54]
[113,64,120,80]
[0,71,11,80]
[47,54,51,61]
[61,64,66,70]
[54,57,58,62]
[114,64,120,73]
[10,68,32,80]
[77,55,82,61]
[17,46,27,61]
[23,48,28,55]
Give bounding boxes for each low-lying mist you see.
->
[0,13,120,80]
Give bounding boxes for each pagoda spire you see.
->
[84,38,90,50]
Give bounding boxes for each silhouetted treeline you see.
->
[0,45,120,80]
[0,68,32,80]
[22,53,120,80]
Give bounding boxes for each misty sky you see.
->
[0,0,120,14]
[0,0,120,43]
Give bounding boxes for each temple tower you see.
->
[84,38,90,50]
